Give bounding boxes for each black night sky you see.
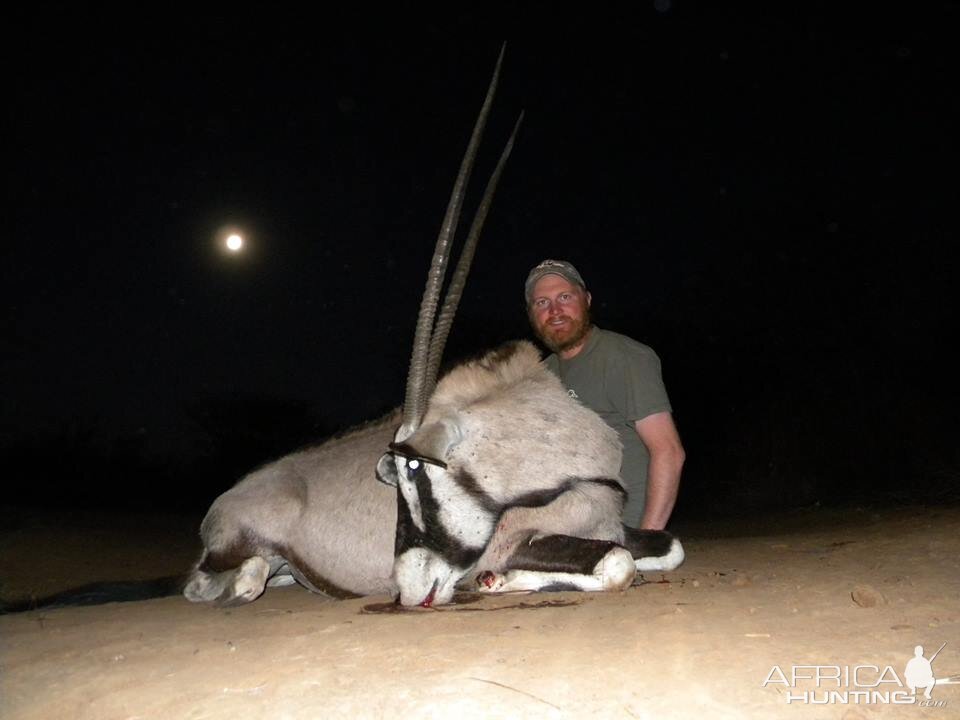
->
[4,5,958,519]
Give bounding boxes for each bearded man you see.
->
[525,259,684,530]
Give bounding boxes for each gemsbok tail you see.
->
[1,575,187,614]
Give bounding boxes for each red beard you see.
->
[534,306,592,354]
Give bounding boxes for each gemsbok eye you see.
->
[407,459,421,471]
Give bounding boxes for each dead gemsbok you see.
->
[1,47,683,615]
[183,47,683,609]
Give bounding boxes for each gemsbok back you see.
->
[183,47,684,609]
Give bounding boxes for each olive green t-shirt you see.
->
[543,326,673,526]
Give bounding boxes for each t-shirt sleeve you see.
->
[607,341,673,424]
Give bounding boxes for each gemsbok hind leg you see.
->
[184,553,288,606]
[183,504,292,606]
[184,476,311,606]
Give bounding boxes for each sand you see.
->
[1,504,958,719]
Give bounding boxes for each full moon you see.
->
[226,234,243,252]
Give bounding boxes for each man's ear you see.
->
[585,290,592,307]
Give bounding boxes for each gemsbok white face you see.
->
[380,452,495,606]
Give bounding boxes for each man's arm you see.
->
[634,411,685,530]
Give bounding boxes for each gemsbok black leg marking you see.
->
[507,533,624,575]
[473,527,685,596]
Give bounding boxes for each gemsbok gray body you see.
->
[184,47,684,609]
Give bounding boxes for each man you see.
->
[525,259,684,530]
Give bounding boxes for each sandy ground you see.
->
[1,504,958,720]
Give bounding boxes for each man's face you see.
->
[528,274,592,354]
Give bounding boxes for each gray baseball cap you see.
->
[524,259,586,303]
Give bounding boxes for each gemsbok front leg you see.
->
[476,534,638,594]
[467,478,684,595]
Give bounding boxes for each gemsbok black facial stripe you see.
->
[388,443,447,469]
[393,461,485,569]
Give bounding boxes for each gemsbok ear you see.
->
[390,418,463,467]
[375,453,399,487]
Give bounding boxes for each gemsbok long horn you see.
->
[397,44,522,441]
[422,111,525,404]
